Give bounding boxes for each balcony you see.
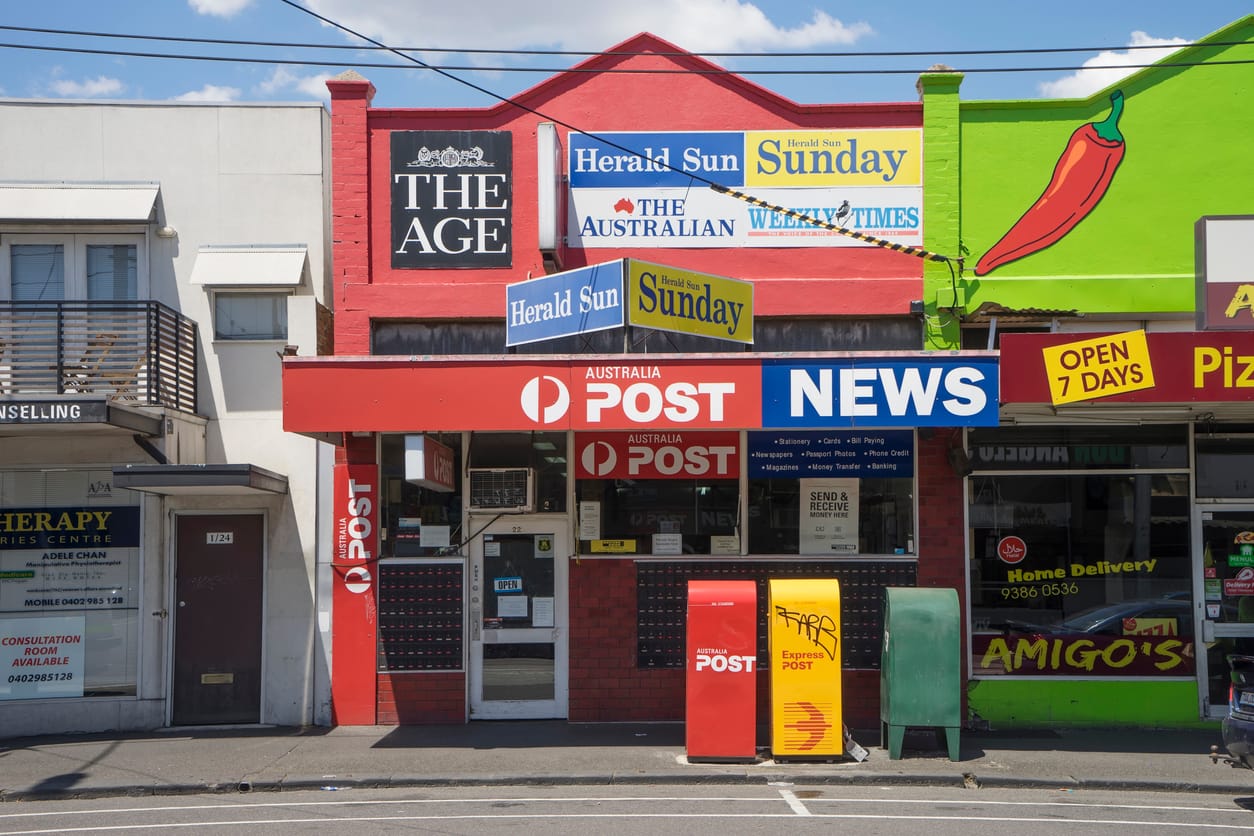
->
[0,300,197,413]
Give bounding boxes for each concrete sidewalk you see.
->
[0,722,1249,801]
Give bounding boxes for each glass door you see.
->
[1196,506,1254,718]
[468,516,568,719]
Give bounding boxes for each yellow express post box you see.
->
[768,578,842,758]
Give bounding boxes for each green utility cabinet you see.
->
[880,587,961,761]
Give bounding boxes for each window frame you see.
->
[210,288,292,342]
[0,230,149,301]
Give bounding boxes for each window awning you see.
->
[0,181,160,222]
[190,245,308,287]
[112,464,289,496]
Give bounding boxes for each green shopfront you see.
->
[916,15,1254,726]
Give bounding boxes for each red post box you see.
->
[685,579,758,762]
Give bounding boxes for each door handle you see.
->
[152,609,168,618]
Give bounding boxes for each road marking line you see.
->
[778,788,812,816]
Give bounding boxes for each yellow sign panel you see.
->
[590,539,636,553]
[744,129,922,188]
[626,259,753,344]
[768,578,842,758]
[1042,330,1155,405]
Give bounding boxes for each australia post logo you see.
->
[520,364,761,429]
[334,465,376,596]
[577,431,740,479]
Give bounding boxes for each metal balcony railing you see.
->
[0,300,198,412]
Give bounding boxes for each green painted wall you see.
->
[968,679,1216,729]
[922,16,1254,350]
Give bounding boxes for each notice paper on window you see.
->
[800,477,860,555]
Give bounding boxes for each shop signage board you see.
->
[0,506,140,612]
[506,259,751,347]
[389,130,512,269]
[1040,330,1155,405]
[1002,330,1254,404]
[760,357,999,428]
[567,129,922,249]
[283,354,999,432]
[625,260,753,344]
[1196,215,1254,331]
[0,615,85,700]
[575,431,740,479]
[746,430,913,477]
[505,261,625,346]
[0,401,109,424]
[331,463,378,724]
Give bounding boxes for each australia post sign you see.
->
[283,354,998,434]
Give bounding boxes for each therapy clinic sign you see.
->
[567,129,921,249]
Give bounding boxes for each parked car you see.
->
[1213,655,1254,769]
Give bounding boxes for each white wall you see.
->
[0,99,332,734]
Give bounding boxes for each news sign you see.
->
[760,357,999,428]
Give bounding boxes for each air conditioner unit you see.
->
[467,468,535,512]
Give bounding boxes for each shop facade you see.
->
[0,99,333,735]
[923,16,1254,726]
[282,37,995,731]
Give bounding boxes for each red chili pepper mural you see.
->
[974,90,1126,276]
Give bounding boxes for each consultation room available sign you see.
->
[567,129,921,249]
[0,615,85,700]
[747,430,913,478]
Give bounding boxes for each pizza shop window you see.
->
[965,425,1192,678]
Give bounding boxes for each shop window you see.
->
[968,471,1192,678]
[379,432,464,558]
[745,429,916,557]
[577,478,738,556]
[0,468,142,700]
[574,431,738,556]
[212,291,289,341]
[1196,434,1254,499]
[747,478,914,556]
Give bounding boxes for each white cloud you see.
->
[49,76,125,97]
[256,67,333,101]
[188,0,254,17]
[173,84,242,102]
[1038,31,1188,99]
[304,0,871,53]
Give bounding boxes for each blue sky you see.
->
[0,1,1248,108]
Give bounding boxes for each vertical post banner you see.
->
[768,578,843,758]
[332,463,378,724]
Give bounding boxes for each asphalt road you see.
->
[2,783,1253,835]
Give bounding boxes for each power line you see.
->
[1,22,1245,60]
[0,40,1248,76]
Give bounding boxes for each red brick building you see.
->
[282,34,981,737]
